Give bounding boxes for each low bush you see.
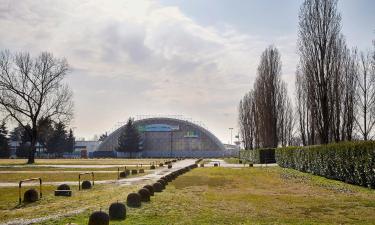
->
[241,148,276,164]
[125,169,130,175]
[152,182,163,192]
[57,184,70,190]
[276,141,375,188]
[159,163,164,167]
[126,192,141,207]
[131,169,138,175]
[109,202,126,220]
[81,180,92,189]
[200,163,204,167]
[138,188,151,202]
[168,164,172,169]
[88,211,109,225]
[214,163,218,167]
[150,165,156,170]
[157,179,166,187]
[139,168,145,173]
[119,171,127,178]
[23,189,38,203]
[143,185,154,196]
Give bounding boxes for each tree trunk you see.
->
[27,125,38,164]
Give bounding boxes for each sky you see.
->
[0,0,374,143]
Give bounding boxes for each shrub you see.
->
[119,171,127,178]
[109,202,126,220]
[139,168,145,173]
[152,182,163,192]
[88,211,109,225]
[159,163,164,167]
[143,185,154,196]
[150,165,156,170]
[157,179,166,187]
[57,183,70,190]
[81,180,92,189]
[125,169,130,175]
[165,175,172,182]
[214,163,218,167]
[23,189,38,203]
[138,188,151,202]
[126,193,141,207]
[200,163,204,167]
[131,169,138,175]
[276,141,375,188]
[168,164,172,169]
[241,148,276,164]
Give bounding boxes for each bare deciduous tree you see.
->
[298,0,342,144]
[355,51,375,140]
[0,50,73,163]
[239,46,292,149]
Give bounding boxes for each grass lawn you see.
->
[223,157,241,164]
[0,171,149,182]
[0,166,144,171]
[42,167,375,225]
[0,183,140,223]
[0,158,169,166]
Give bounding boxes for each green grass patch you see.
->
[41,167,375,225]
[0,171,149,182]
[223,157,240,164]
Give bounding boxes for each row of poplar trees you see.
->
[239,0,375,149]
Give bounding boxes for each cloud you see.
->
[0,0,297,141]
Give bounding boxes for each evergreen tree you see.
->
[37,117,54,150]
[66,129,75,153]
[0,122,10,158]
[116,118,140,158]
[47,122,68,156]
[16,125,32,158]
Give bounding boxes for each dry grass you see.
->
[41,167,375,225]
[0,158,169,165]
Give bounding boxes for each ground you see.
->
[0,160,374,224]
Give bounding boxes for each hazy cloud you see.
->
[0,0,298,142]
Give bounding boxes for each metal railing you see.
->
[18,177,42,204]
[78,172,95,190]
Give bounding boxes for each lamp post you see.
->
[229,128,233,145]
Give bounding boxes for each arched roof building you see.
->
[97,117,227,157]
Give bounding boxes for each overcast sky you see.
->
[0,0,374,143]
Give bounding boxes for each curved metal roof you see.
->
[97,117,225,152]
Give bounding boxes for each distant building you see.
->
[73,140,101,158]
[97,117,232,158]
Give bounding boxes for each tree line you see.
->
[0,119,75,158]
[239,0,375,149]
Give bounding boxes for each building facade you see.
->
[97,117,230,157]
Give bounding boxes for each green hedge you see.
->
[240,148,275,164]
[276,141,375,188]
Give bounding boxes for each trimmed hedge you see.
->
[276,141,375,188]
[240,148,275,164]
